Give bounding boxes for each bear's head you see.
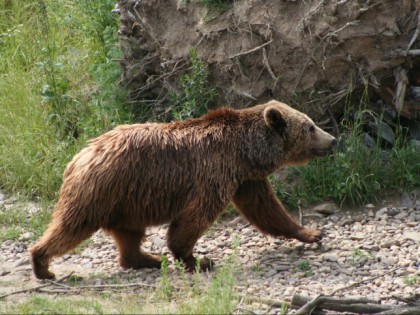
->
[263,101,337,166]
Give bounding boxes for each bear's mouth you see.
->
[310,148,331,157]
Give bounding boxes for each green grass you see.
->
[403,274,419,287]
[1,250,240,314]
[170,48,217,120]
[0,296,104,315]
[0,0,129,200]
[272,109,420,208]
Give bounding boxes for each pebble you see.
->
[322,254,338,262]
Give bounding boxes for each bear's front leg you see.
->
[232,178,322,243]
[167,214,216,272]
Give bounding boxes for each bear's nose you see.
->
[331,138,337,147]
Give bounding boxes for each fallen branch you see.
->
[229,40,273,59]
[241,295,289,308]
[58,281,158,290]
[405,13,420,55]
[262,47,277,81]
[292,294,395,314]
[294,294,323,315]
[393,66,408,114]
[0,272,74,300]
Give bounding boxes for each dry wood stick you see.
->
[294,293,323,315]
[0,272,74,300]
[229,40,273,59]
[262,47,277,81]
[292,295,393,314]
[241,295,289,308]
[405,13,420,55]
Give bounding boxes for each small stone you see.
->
[400,192,414,208]
[339,218,355,226]
[387,208,400,217]
[224,248,233,255]
[376,207,388,218]
[314,203,336,215]
[394,212,408,220]
[18,232,32,241]
[276,265,290,272]
[82,262,93,269]
[150,235,165,248]
[323,254,338,262]
[381,240,400,248]
[266,269,277,277]
[403,231,420,242]
[351,233,365,241]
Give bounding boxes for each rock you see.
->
[394,212,408,220]
[339,218,355,226]
[150,235,165,248]
[403,231,420,242]
[387,208,400,217]
[400,192,414,208]
[376,207,388,218]
[313,202,336,215]
[323,254,338,262]
[362,133,377,149]
[366,120,395,148]
[276,265,290,272]
[18,232,32,241]
[351,233,365,241]
[365,204,375,209]
[266,269,277,277]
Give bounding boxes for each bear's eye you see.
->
[309,125,315,132]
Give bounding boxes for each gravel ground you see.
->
[0,191,419,313]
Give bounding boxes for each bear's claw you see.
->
[296,228,323,243]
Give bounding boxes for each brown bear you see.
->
[30,100,336,279]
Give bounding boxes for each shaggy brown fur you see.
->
[29,100,336,279]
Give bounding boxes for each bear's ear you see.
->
[264,106,287,134]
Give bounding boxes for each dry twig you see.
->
[229,40,273,59]
[405,13,420,55]
[0,272,74,300]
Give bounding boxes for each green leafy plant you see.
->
[403,274,419,286]
[170,48,217,120]
[0,0,130,201]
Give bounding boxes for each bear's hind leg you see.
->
[30,224,97,279]
[106,228,161,269]
[167,215,215,272]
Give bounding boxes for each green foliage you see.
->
[157,255,174,301]
[170,48,217,120]
[297,260,311,271]
[1,296,103,315]
[403,275,419,287]
[350,248,372,267]
[0,0,130,200]
[276,108,420,208]
[201,0,232,13]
